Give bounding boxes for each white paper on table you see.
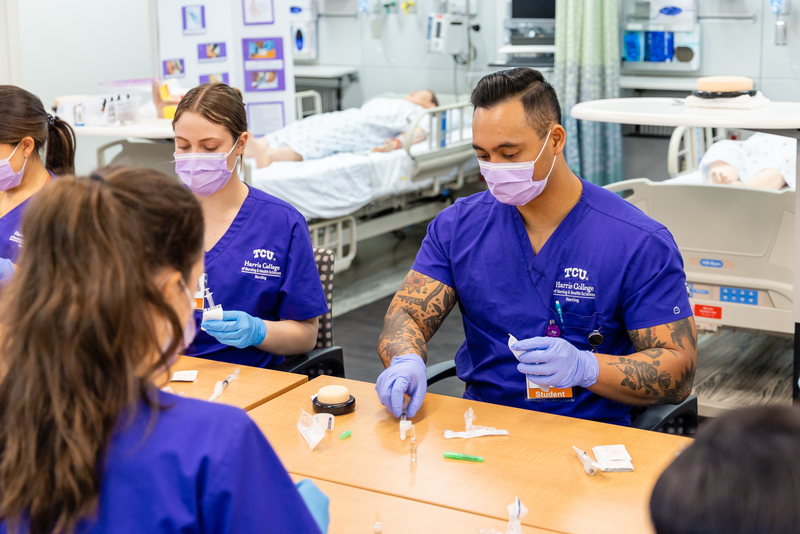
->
[171,370,198,382]
[508,334,550,393]
[162,386,175,394]
[444,407,510,439]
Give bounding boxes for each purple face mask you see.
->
[174,142,238,196]
[0,142,27,191]
[478,129,556,206]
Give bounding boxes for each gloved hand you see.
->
[201,310,267,349]
[375,354,427,418]
[295,479,330,534]
[0,258,14,281]
[513,337,599,389]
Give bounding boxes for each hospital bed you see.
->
[607,178,794,337]
[243,92,481,271]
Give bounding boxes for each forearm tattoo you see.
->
[378,271,458,367]
[609,318,697,404]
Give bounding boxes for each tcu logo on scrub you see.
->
[563,268,588,280]
[253,249,275,260]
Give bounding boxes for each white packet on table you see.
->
[444,407,510,439]
[297,408,327,450]
[171,370,198,382]
[508,334,550,393]
[593,444,634,472]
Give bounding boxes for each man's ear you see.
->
[551,125,566,156]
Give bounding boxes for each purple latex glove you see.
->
[375,354,427,418]
[513,337,599,389]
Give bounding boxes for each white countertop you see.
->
[293,65,359,79]
[620,76,698,92]
[497,44,557,54]
[72,119,174,139]
[571,98,800,129]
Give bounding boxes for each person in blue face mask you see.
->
[0,85,75,282]
[172,83,329,368]
[0,168,327,533]
[375,68,697,425]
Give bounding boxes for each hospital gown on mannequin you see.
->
[265,98,428,161]
[700,133,796,189]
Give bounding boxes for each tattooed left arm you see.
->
[587,317,697,407]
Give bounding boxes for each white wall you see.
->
[314,0,499,105]
[11,0,154,174]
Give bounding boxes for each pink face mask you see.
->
[160,278,198,366]
[174,142,238,196]
[478,129,556,206]
[0,142,27,191]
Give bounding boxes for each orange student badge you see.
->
[526,378,574,400]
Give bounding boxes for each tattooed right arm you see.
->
[377,270,458,368]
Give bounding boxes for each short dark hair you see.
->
[650,406,800,534]
[470,68,561,138]
[428,90,439,107]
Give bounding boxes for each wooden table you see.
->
[290,475,555,534]
[161,355,306,411]
[251,376,691,534]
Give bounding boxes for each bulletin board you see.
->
[154,0,294,135]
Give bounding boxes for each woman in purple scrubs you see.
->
[0,168,325,533]
[172,83,329,368]
[0,85,75,280]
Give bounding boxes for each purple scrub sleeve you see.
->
[0,170,56,262]
[620,228,691,331]
[411,180,692,425]
[186,186,329,368]
[0,391,322,534]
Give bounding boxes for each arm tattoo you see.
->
[611,317,696,404]
[378,271,458,367]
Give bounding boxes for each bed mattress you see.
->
[248,129,477,220]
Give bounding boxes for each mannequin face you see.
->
[709,160,740,185]
[405,90,436,109]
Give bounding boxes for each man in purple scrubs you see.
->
[375,68,697,425]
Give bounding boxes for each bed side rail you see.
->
[296,90,323,120]
[404,100,474,158]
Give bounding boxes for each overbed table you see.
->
[252,376,691,534]
[160,355,307,411]
[571,97,800,401]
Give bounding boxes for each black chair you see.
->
[275,248,345,379]
[426,360,698,435]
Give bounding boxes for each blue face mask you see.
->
[0,142,27,191]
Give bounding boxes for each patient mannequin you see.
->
[244,90,439,169]
[701,133,796,190]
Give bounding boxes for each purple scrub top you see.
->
[0,390,322,534]
[412,179,692,425]
[0,170,56,262]
[185,186,329,368]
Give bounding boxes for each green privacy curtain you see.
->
[554,0,622,186]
